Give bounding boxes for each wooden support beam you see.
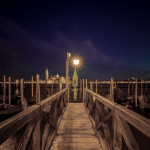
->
[3,75,6,104]
[8,77,11,105]
[113,114,122,150]
[96,110,113,130]
[116,115,140,150]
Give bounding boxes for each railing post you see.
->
[135,78,138,107]
[36,74,40,103]
[110,77,114,101]
[96,79,97,94]
[128,78,130,95]
[141,78,143,96]
[3,75,6,104]
[31,76,34,97]
[83,79,84,103]
[8,77,11,105]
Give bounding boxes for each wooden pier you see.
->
[51,103,102,150]
[0,77,150,150]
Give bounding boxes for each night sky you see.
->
[0,1,150,80]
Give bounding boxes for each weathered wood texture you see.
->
[0,88,67,150]
[50,103,102,150]
[85,88,150,150]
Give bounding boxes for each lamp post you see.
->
[66,52,71,102]
[72,59,79,101]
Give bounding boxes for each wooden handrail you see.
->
[85,88,150,138]
[0,88,67,149]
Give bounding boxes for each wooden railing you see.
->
[84,88,150,150]
[0,88,67,150]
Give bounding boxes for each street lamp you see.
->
[72,58,80,101]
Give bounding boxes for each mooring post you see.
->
[51,78,53,95]
[3,75,6,104]
[20,79,25,109]
[128,78,130,95]
[86,79,87,89]
[36,74,40,103]
[96,79,97,94]
[141,78,143,96]
[135,78,138,108]
[79,79,82,100]
[8,77,11,105]
[31,76,34,97]
[83,79,84,103]
[110,77,114,101]
[59,78,62,91]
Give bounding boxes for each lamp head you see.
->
[73,59,79,65]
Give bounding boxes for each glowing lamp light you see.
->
[73,59,79,65]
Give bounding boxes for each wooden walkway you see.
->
[50,103,102,150]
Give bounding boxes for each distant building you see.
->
[45,68,49,81]
[45,68,66,84]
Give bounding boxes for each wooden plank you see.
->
[116,114,140,150]
[50,103,102,150]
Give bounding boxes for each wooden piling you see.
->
[51,79,53,95]
[83,79,84,103]
[110,77,114,101]
[135,78,138,108]
[20,79,24,109]
[141,78,143,96]
[128,78,130,95]
[8,77,11,105]
[79,79,82,100]
[96,79,97,94]
[3,75,6,104]
[59,79,62,91]
[36,74,40,103]
[31,76,34,97]
[86,79,87,89]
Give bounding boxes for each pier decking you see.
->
[50,103,102,150]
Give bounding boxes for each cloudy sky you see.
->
[0,1,150,80]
